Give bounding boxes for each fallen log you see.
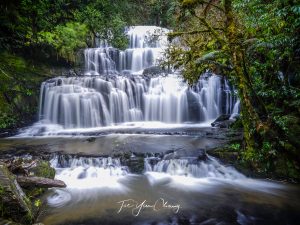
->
[17,176,66,188]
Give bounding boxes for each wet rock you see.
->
[142,66,165,76]
[213,114,231,122]
[123,156,145,174]
[163,149,207,161]
[186,91,202,122]
[86,137,96,142]
[0,163,33,224]
[145,157,161,167]
[211,114,232,128]
[0,129,19,138]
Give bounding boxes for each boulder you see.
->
[0,163,33,224]
[4,158,55,179]
[122,156,144,174]
[142,66,165,76]
[27,159,55,179]
[211,114,232,128]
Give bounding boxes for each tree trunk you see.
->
[17,176,66,188]
[224,0,261,153]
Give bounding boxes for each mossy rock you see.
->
[0,163,33,224]
[23,160,55,201]
[28,160,55,179]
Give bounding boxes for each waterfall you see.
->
[38,75,237,129]
[21,26,240,135]
[85,26,168,75]
[144,156,245,180]
[230,99,240,119]
[50,155,129,189]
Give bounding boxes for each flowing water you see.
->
[34,151,300,225]
[19,26,237,136]
[1,26,299,225]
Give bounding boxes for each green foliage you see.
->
[0,52,51,130]
[1,0,167,62]
[38,22,88,61]
[0,112,18,129]
[31,161,55,179]
[34,199,41,207]
[230,143,241,151]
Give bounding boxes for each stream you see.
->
[1,26,299,225]
[1,130,300,225]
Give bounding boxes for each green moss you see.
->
[0,164,33,224]
[31,161,55,179]
[0,51,54,130]
[230,117,243,129]
[26,188,44,198]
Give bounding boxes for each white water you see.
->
[47,154,284,205]
[19,26,239,136]
[145,157,245,179]
[32,74,237,132]
[50,155,129,190]
[230,99,240,119]
[144,156,284,193]
[42,152,295,225]
[85,26,168,75]
[47,155,130,208]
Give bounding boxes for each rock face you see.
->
[0,163,32,224]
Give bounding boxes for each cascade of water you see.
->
[21,26,240,135]
[50,155,129,189]
[37,74,237,129]
[144,157,245,180]
[85,26,168,75]
[230,99,241,119]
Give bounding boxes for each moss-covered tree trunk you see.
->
[224,0,267,160]
[224,0,300,174]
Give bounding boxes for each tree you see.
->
[166,0,300,177]
[38,22,88,62]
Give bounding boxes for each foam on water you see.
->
[144,156,285,194]
[50,155,130,190]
